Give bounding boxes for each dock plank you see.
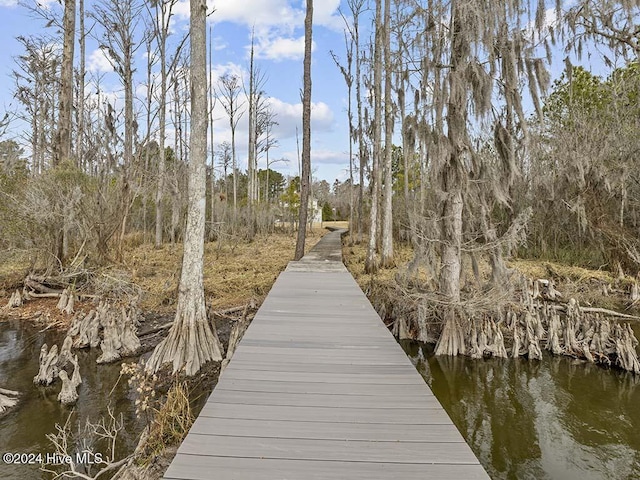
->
[163,230,489,479]
[164,456,490,480]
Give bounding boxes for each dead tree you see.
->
[34,344,60,386]
[380,0,394,268]
[54,0,75,169]
[146,0,223,375]
[218,73,245,219]
[294,0,314,261]
[365,0,384,273]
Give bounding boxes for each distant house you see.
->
[309,198,323,225]
[278,197,323,225]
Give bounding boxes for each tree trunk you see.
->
[348,0,365,244]
[146,0,222,376]
[55,0,76,167]
[381,0,394,268]
[209,26,216,241]
[439,186,463,302]
[77,0,85,170]
[155,16,168,248]
[365,0,383,274]
[434,2,469,357]
[294,0,313,261]
[247,39,257,207]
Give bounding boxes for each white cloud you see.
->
[211,0,301,29]
[255,35,309,62]
[172,1,340,63]
[212,36,229,51]
[0,0,57,7]
[176,0,342,30]
[211,62,247,85]
[3,0,58,8]
[314,0,344,31]
[88,48,114,74]
[311,149,348,165]
[279,148,347,172]
[268,98,334,139]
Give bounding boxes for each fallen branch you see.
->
[550,304,640,320]
[139,322,173,337]
[210,305,246,317]
[24,292,63,299]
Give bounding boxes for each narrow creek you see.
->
[400,339,640,479]
[0,318,145,479]
[2,312,639,479]
[0,314,221,480]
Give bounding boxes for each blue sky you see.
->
[0,1,621,184]
[0,0,361,183]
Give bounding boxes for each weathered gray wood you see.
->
[164,456,490,480]
[208,389,442,409]
[216,379,428,396]
[219,369,422,385]
[198,402,455,425]
[178,434,481,464]
[188,417,465,442]
[163,230,489,479]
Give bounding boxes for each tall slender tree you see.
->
[365,0,384,273]
[152,0,185,248]
[422,0,550,355]
[380,0,394,267]
[330,31,354,243]
[147,0,222,375]
[294,0,313,261]
[55,0,75,168]
[218,73,245,216]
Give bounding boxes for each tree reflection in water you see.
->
[401,340,640,480]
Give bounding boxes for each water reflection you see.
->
[0,320,144,479]
[401,340,640,480]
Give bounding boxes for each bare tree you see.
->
[342,0,367,243]
[54,0,77,263]
[54,0,75,168]
[380,0,394,268]
[330,30,354,243]
[217,74,245,215]
[13,35,59,175]
[254,101,279,203]
[150,0,188,248]
[76,0,86,170]
[365,0,384,273]
[245,36,268,238]
[90,0,145,257]
[294,0,313,261]
[147,0,222,376]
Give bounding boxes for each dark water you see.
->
[0,319,144,479]
[400,339,640,480]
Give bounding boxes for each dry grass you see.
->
[141,382,193,466]
[0,227,330,317]
[0,249,32,292]
[126,227,329,312]
[343,239,637,313]
[342,239,415,291]
[509,258,615,284]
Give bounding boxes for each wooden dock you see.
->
[163,230,490,479]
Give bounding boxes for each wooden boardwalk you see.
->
[163,230,490,479]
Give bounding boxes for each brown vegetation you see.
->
[344,237,640,373]
[1,228,328,321]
